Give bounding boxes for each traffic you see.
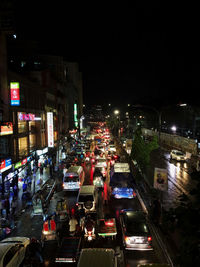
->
[0,123,170,267]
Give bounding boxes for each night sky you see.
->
[13,1,199,108]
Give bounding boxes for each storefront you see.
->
[0,158,13,197]
[36,147,48,166]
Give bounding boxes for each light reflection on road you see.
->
[162,151,194,209]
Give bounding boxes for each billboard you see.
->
[0,122,13,136]
[10,82,20,106]
[154,167,168,191]
[47,112,54,147]
[0,158,12,173]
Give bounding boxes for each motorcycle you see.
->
[84,216,95,242]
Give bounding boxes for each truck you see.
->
[55,237,81,263]
[77,248,125,267]
[109,163,136,199]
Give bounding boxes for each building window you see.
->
[29,134,36,151]
[29,121,36,131]
[18,121,27,133]
[18,137,28,158]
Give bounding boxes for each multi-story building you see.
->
[0,34,83,196]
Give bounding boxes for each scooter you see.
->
[84,217,95,242]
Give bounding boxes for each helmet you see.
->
[30,237,37,243]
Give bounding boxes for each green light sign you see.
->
[74,103,78,127]
[14,161,22,169]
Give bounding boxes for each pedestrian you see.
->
[13,184,18,198]
[11,199,17,215]
[4,197,10,218]
[0,197,3,216]
[22,182,27,192]
[69,216,78,236]
[40,164,43,175]
[152,198,162,225]
[27,176,32,187]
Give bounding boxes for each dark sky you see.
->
[13,1,199,107]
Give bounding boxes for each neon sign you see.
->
[47,112,54,147]
[18,113,35,121]
[10,82,20,106]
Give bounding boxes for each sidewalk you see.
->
[10,166,51,217]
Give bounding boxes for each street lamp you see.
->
[114,109,120,115]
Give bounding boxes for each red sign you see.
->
[0,160,6,170]
[21,158,27,165]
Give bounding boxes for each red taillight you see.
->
[88,231,92,236]
[148,236,152,242]
[105,221,114,226]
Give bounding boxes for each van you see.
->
[77,185,96,212]
[63,166,85,191]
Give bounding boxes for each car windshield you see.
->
[176,151,184,155]
[63,176,79,182]
[79,195,94,202]
[124,213,149,235]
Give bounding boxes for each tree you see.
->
[131,127,159,173]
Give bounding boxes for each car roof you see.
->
[0,237,29,243]
[78,248,115,267]
[0,243,16,260]
[122,210,146,219]
[79,185,95,195]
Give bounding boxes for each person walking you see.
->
[69,216,78,236]
[22,182,27,192]
[4,197,10,218]
[11,199,17,215]
[13,184,18,198]
[40,164,44,176]
[0,197,3,217]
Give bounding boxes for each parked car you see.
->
[0,237,30,267]
[170,150,186,161]
[120,210,153,250]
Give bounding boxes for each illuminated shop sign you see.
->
[47,112,54,147]
[0,122,13,136]
[0,158,12,173]
[10,82,20,106]
[14,156,32,169]
[36,147,48,156]
[18,112,35,121]
[74,103,78,127]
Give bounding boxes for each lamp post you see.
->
[113,109,120,138]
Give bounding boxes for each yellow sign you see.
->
[154,168,168,191]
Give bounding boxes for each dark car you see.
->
[120,210,153,250]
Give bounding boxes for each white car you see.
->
[170,150,186,161]
[0,237,30,267]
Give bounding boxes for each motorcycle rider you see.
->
[84,214,95,235]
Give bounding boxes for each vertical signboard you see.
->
[154,167,168,191]
[10,82,20,106]
[74,103,78,127]
[47,112,54,147]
